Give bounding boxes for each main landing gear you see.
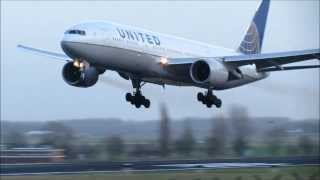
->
[125,79,150,108]
[197,90,222,108]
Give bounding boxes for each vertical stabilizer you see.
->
[238,0,270,54]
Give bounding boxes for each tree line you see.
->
[2,105,319,161]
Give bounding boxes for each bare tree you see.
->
[267,127,285,155]
[76,143,101,160]
[131,142,158,157]
[159,104,171,157]
[175,120,196,156]
[5,130,27,148]
[229,105,251,157]
[105,135,125,160]
[206,115,228,157]
[298,135,314,155]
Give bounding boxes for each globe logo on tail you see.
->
[238,22,261,55]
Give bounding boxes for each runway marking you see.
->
[156,163,288,168]
[1,163,290,176]
[0,167,280,177]
[1,163,70,166]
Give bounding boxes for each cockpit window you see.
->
[65,29,86,35]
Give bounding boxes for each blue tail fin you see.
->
[238,0,270,54]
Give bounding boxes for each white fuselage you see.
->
[61,21,268,90]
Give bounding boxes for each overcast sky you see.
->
[1,0,319,122]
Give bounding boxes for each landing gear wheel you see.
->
[135,102,141,108]
[197,92,204,102]
[141,95,146,102]
[197,90,222,109]
[214,99,222,108]
[126,93,132,102]
[144,99,150,108]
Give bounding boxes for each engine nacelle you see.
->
[62,62,99,88]
[190,59,228,86]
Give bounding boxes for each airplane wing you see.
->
[17,44,71,62]
[223,49,320,68]
[166,49,320,72]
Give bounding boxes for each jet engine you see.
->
[190,59,228,86]
[62,62,99,87]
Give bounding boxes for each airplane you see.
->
[18,0,319,109]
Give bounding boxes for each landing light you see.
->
[73,60,85,68]
[159,57,168,65]
[79,62,85,68]
[73,60,80,67]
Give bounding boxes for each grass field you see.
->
[2,166,320,180]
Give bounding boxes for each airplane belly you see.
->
[61,41,158,76]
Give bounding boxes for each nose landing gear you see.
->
[125,79,150,108]
[197,90,222,108]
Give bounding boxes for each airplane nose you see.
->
[61,41,77,59]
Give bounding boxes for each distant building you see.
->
[0,147,65,164]
[25,130,52,145]
[286,128,304,134]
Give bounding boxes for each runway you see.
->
[1,156,319,176]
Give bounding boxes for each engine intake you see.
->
[62,62,99,87]
[190,60,228,86]
[190,60,210,82]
